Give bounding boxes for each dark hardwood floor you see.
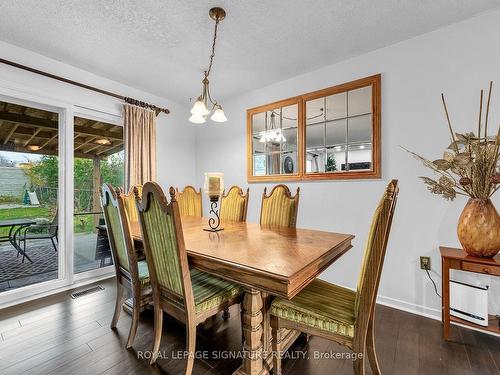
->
[0,278,499,375]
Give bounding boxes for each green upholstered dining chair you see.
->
[135,182,244,372]
[123,185,142,224]
[175,185,202,217]
[270,180,399,375]
[260,184,300,228]
[220,186,249,222]
[100,183,152,349]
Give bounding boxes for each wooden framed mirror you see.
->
[247,74,381,182]
[247,97,301,181]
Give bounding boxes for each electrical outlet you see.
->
[420,256,431,270]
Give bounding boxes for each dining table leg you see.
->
[235,287,268,375]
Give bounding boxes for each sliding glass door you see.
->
[73,115,124,276]
[0,88,124,305]
[0,99,61,294]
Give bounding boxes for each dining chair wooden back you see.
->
[123,185,142,224]
[220,186,249,222]
[353,179,399,360]
[135,182,243,373]
[260,184,299,228]
[176,185,202,217]
[269,180,399,375]
[100,183,151,349]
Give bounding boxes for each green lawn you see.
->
[0,206,100,237]
[0,206,52,237]
[0,206,52,221]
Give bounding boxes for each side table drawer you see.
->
[462,261,500,276]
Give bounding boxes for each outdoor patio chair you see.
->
[18,209,58,262]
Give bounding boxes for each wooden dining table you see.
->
[130,216,354,375]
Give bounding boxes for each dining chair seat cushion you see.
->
[271,279,356,338]
[191,268,243,314]
[138,260,150,286]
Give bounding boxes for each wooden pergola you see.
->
[0,101,124,227]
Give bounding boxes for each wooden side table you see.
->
[440,246,500,340]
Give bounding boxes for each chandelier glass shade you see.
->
[210,105,228,122]
[189,8,227,124]
[258,112,286,143]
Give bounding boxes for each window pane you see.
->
[282,127,297,152]
[306,97,324,125]
[326,119,347,147]
[253,155,266,175]
[281,105,298,129]
[250,103,298,177]
[348,114,372,144]
[281,152,297,174]
[326,92,347,120]
[306,123,324,148]
[266,151,281,175]
[252,134,265,154]
[348,86,372,116]
[252,112,266,133]
[0,100,59,293]
[306,148,326,173]
[280,105,298,148]
[347,144,372,171]
[327,146,346,172]
[73,117,124,274]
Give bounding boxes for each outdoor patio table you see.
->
[0,218,37,263]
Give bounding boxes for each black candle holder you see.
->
[204,196,224,232]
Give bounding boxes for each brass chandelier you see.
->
[189,7,227,124]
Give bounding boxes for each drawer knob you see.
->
[483,268,490,274]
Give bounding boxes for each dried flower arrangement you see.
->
[404,82,500,258]
[404,81,500,201]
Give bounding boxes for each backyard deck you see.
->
[0,232,112,293]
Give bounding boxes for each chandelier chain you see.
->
[205,18,219,78]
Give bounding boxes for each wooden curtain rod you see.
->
[0,57,170,115]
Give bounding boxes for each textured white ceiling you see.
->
[0,0,499,104]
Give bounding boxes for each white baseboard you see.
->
[333,282,442,321]
[335,283,500,338]
[0,274,114,310]
[375,294,442,321]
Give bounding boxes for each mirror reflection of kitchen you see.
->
[306,85,372,174]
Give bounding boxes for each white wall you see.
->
[0,40,196,188]
[1,7,498,319]
[195,9,500,317]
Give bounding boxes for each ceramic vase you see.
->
[457,198,500,258]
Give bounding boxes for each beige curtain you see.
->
[124,104,157,190]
